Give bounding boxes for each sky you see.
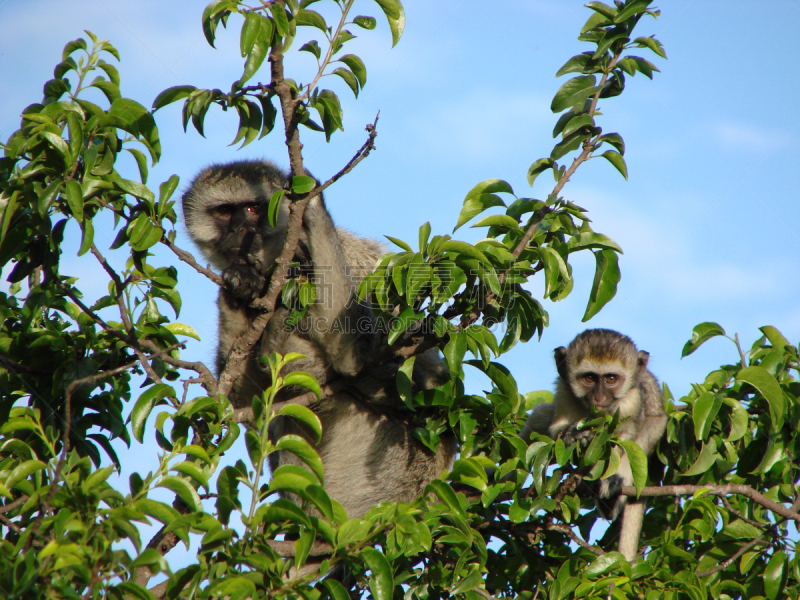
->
[1,0,799,568]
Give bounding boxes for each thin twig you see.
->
[316,114,380,196]
[619,484,800,523]
[295,0,355,104]
[0,496,29,515]
[162,236,225,287]
[547,523,603,556]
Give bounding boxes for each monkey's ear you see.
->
[637,350,650,370]
[554,346,569,379]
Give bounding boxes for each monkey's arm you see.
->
[303,195,375,376]
[520,402,555,442]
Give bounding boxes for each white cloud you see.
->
[713,121,790,153]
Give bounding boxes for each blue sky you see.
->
[2,0,798,399]
[2,0,799,573]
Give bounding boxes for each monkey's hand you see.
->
[561,422,593,447]
[595,474,625,520]
[223,262,267,304]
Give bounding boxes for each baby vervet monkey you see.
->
[521,329,667,561]
[182,160,455,519]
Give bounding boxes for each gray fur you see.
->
[183,159,455,518]
[521,328,667,561]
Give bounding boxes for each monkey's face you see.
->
[570,359,631,411]
[210,199,289,272]
[182,161,291,273]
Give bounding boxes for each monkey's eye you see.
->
[212,205,235,217]
[605,374,619,385]
[581,374,597,386]
[244,203,258,214]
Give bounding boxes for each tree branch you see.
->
[619,484,800,523]
[546,523,603,556]
[162,236,225,287]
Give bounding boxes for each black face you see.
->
[575,370,626,410]
[210,201,275,305]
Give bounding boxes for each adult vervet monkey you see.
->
[521,329,667,561]
[182,160,455,518]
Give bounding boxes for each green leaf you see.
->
[737,366,785,430]
[454,194,506,231]
[582,249,620,321]
[230,98,262,148]
[566,232,623,253]
[276,435,324,483]
[682,441,717,477]
[164,323,200,341]
[426,481,468,523]
[396,356,416,410]
[470,214,520,231]
[465,178,515,198]
[353,16,377,30]
[614,0,650,22]
[764,550,787,600]
[270,3,290,36]
[562,113,595,138]
[598,132,625,154]
[153,85,197,110]
[267,189,285,228]
[601,150,628,179]
[292,175,316,194]
[131,384,175,443]
[5,460,47,490]
[692,392,722,441]
[550,130,584,160]
[384,235,412,252]
[361,547,394,600]
[296,9,327,32]
[338,54,367,88]
[551,75,598,113]
[373,0,405,46]
[759,325,791,351]
[208,577,256,600]
[556,52,597,77]
[418,221,431,253]
[240,11,262,57]
[333,67,360,97]
[277,404,323,443]
[300,40,321,60]
[172,461,210,491]
[620,441,648,497]
[388,307,423,345]
[270,465,318,492]
[157,475,202,511]
[444,333,467,379]
[64,180,84,222]
[77,216,94,256]
[526,158,555,187]
[681,322,726,357]
[632,35,667,59]
[283,372,321,398]
[439,240,490,264]
[239,39,269,86]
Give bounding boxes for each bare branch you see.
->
[0,495,29,515]
[547,523,603,556]
[162,236,225,287]
[315,114,380,196]
[267,539,334,557]
[620,484,800,523]
[140,339,218,396]
[695,532,768,578]
[295,0,355,105]
[0,354,47,374]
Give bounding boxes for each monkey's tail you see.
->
[617,500,645,561]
